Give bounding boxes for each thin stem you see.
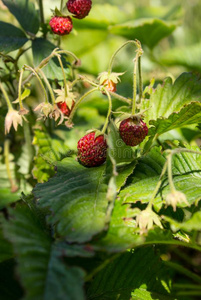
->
[60,0,64,11]
[38,0,45,24]
[138,56,143,105]
[109,91,131,104]
[170,148,201,156]
[4,140,18,192]
[163,260,201,284]
[167,154,176,193]
[67,87,98,125]
[38,69,56,105]
[24,65,48,103]
[55,54,68,97]
[0,83,13,110]
[131,53,138,115]
[57,50,79,64]
[18,68,25,109]
[101,88,112,134]
[108,40,138,74]
[147,160,168,209]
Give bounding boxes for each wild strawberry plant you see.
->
[0,1,201,300]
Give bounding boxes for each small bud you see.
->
[166,190,189,211]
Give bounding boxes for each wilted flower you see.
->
[166,190,189,211]
[136,207,162,234]
[5,109,23,134]
[18,107,29,115]
[49,104,65,125]
[34,102,53,118]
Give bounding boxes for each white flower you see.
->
[54,88,75,110]
[166,191,189,211]
[5,109,23,134]
[136,207,162,234]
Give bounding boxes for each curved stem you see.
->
[24,65,48,103]
[38,69,56,105]
[55,54,68,97]
[56,50,80,64]
[138,56,143,106]
[0,83,13,110]
[101,88,112,134]
[4,140,18,192]
[109,91,131,104]
[167,154,175,193]
[147,160,168,209]
[18,68,25,110]
[108,40,139,74]
[60,0,64,11]
[67,87,98,124]
[131,53,138,115]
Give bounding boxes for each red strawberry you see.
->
[77,132,107,167]
[102,79,117,94]
[57,101,75,116]
[49,16,73,35]
[67,0,92,19]
[119,117,148,146]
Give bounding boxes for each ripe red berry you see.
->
[67,0,92,19]
[119,117,148,146]
[77,132,107,167]
[49,16,73,35]
[57,101,75,116]
[102,79,117,94]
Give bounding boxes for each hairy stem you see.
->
[67,87,98,125]
[24,65,48,103]
[4,140,18,192]
[55,54,68,97]
[108,40,139,74]
[101,88,112,134]
[18,68,25,109]
[131,53,138,115]
[147,160,168,209]
[38,69,56,105]
[0,83,13,110]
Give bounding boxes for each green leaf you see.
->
[0,21,28,53]
[0,152,31,208]
[148,102,201,138]
[163,211,201,232]
[2,0,40,35]
[3,204,86,300]
[34,158,108,242]
[121,146,201,211]
[72,4,128,30]
[87,247,174,300]
[142,72,201,150]
[160,43,201,73]
[143,72,201,123]
[32,38,70,80]
[0,259,24,300]
[107,120,135,165]
[110,18,178,49]
[0,226,13,263]
[32,128,70,183]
